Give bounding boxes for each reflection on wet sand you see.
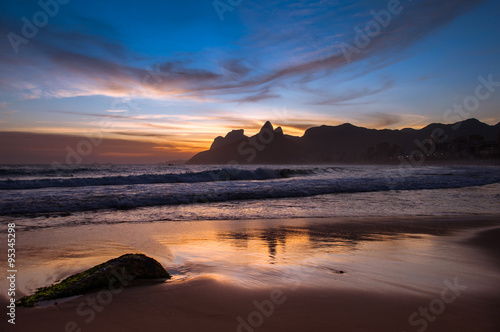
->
[215,216,500,263]
[5,216,500,299]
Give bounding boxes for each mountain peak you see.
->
[188,118,499,164]
[338,123,358,129]
[260,121,274,132]
[463,118,481,123]
[210,129,245,150]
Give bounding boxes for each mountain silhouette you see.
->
[187,118,500,164]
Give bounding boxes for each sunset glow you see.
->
[1,0,499,163]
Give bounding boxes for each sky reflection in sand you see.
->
[4,216,499,300]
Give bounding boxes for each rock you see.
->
[188,118,500,164]
[18,253,170,307]
[210,129,245,150]
[260,121,274,133]
[210,136,226,150]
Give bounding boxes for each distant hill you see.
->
[187,118,500,164]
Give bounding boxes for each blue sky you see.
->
[0,0,499,162]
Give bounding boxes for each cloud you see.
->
[310,79,394,105]
[52,110,138,120]
[360,112,430,129]
[280,123,322,132]
[362,112,402,128]
[233,88,280,103]
[232,0,487,89]
[220,59,251,78]
[0,102,19,115]
[112,131,174,138]
[0,0,488,106]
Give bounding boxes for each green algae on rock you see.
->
[18,253,170,307]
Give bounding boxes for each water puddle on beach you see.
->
[3,216,500,300]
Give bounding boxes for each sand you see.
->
[3,216,500,331]
[11,275,500,332]
[466,227,500,265]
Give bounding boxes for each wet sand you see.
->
[8,276,500,332]
[466,227,500,266]
[2,216,500,331]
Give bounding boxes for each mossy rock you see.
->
[18,253,170,307]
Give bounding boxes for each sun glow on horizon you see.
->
[0,0,499,163]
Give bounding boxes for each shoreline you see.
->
[3,215,500,331]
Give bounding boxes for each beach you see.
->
[2,164,500,331]
[1,0,500,329]
[3,215,500,331]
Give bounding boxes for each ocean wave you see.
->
[1,170,499,216]
[0,166,97,177]
[0,167,322,190]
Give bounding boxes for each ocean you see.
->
[1,164,499,231]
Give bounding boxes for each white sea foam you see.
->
[1,165,499,217]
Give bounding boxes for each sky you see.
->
[0,0,499,163]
